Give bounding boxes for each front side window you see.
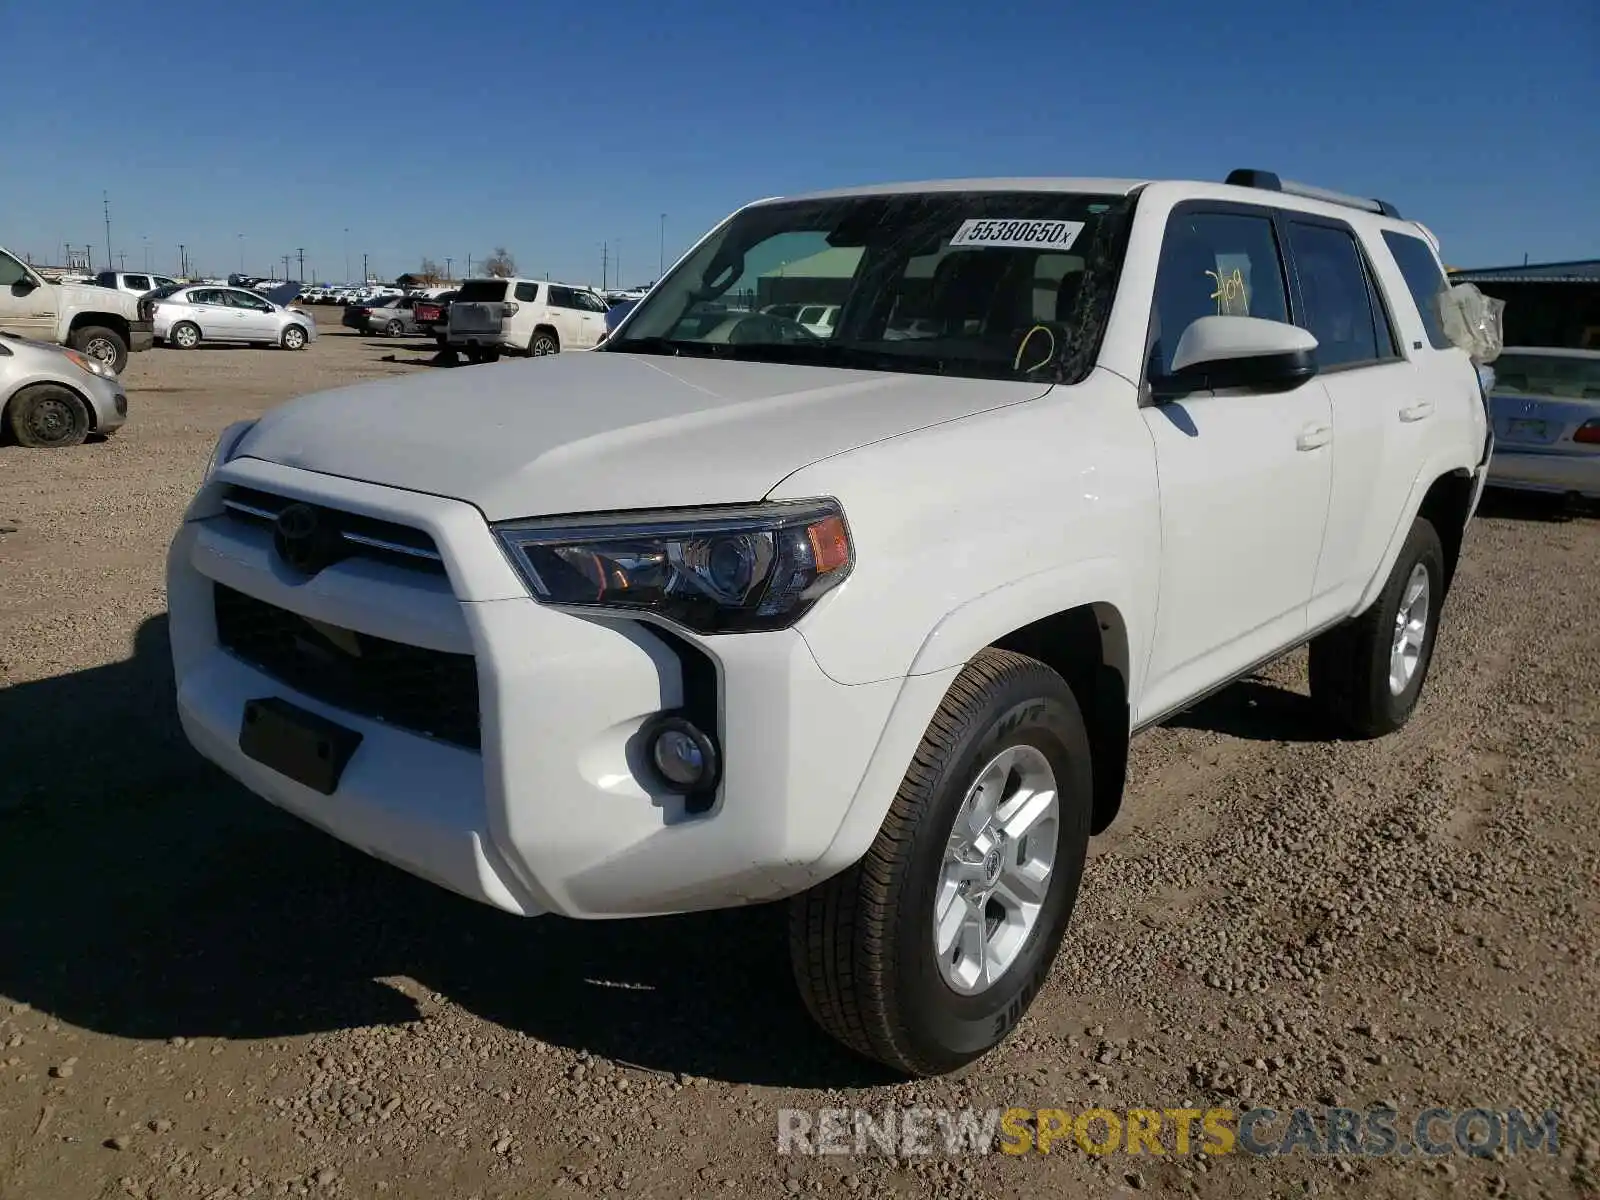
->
[608,190,1126,382]
[1382,231,1452,350]
[1149,210,1289,378]
[1285,222,1381,369]
[225,290,270,310]
[123,274,152,292]
[0,252,32,287]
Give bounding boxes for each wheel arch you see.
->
[67,311,131,341]
[1358,462,1477,613]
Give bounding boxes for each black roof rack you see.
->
[1224,169,1402,219]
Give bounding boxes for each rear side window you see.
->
[1382,231,1452,350]
[1150,210,1290,377]
[459,280,509,302]
[1285,222,1384,369]
[515,282,540,303]
[547,285,577,307]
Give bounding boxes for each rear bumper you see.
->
[1487,449,1600,498]
[128,321,154,353]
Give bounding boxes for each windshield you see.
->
[458,279,509,302]
[606,190,1129,382]
[1492,353,1600,399]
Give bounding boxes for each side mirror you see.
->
[1158,315,1318,396]
[11,276,39,295]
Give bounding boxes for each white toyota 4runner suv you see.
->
[168,170,1491,1076]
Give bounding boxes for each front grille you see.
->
[213,583,481,749]
[220,486,446,576]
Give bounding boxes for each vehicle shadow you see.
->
[1475,487,1599,522]
[1161,676,1338,743]
[0,616,887,1088]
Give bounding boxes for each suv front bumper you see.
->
[167,459,953,919]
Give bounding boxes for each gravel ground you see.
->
[1,315,1596,1199]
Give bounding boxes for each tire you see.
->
[385,319,404,337]
[170,322,201,350]
[789,648,1093,1077]
[6,384,91,449]
[530,329,559,357]
[481,349,501,363]
[434,333,447,347]
[1309,517,1446,738]
[281,324,308,351]
[70,326,128,373]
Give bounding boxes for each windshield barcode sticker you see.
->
[948,219,1085,251]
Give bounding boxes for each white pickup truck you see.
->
[0,247,155,372]
[167,169,1491,1077]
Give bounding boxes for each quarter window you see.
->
[1150,211,1290,378]
[1382,231,1452,351]
[1285,223,1381,369]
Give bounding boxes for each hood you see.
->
[235,350,1048,521]
[254,280,302,307]
[57,281,139,316]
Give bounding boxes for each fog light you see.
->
[646,716,720,794]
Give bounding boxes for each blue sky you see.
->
[13,0,1597,284]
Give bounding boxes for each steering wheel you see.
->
[726,313,818,345]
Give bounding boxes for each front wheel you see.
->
[281,324,308,351]
[789,649,1093,1077]
[70,326,129,373]
[1309,516,1446,737]
[6,384,91,448]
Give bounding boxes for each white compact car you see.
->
[445,278,610,361]
[168,169,1490,1077]
[153,285,316,351]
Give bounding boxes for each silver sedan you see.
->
[1,332,128,447]
[1487,347,1600,500]
[152,285,317,351]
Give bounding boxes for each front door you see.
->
[225,289,277,338]
[0,251,56,339]
[1136,205,1335,723]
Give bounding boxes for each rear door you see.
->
[187,289,236,339]
[1280,216,1417,624]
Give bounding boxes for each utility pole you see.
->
[282,254,291,281]
[119,252,126,270]
[659,213,666,278]
[297,248,305,282]
[142,235,149,270]
[362,252,369,284]
[343,228,350,285]
[445,256,452,282]
[600,242,608,291]
[103,192,113,272]
[467,254,473,278]
[616,245,622,290]
[178,244,185,276]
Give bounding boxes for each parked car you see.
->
[1,331,127,447]
[95,270,182,298]
[1485,346,1600,499]
[168,169,1490,1078]
[362,296,422,337]
[152,285,316,350]
[795,304,841,337]
[413,290,458,343]
[0,246,154,372]
[445,277,609,361]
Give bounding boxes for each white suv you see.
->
[168,170,1490,1077]
[445,277,609,362]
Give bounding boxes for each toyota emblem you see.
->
[273,502,344,575]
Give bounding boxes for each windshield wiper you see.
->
[605,336,720,358]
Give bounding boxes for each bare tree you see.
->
[480,247,516,277]
[419,257,443,285]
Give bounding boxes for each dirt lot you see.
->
[2,314,1597,1199]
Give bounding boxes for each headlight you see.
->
[62,348,116,380]
[493,500,853,633]
[203,419,258,482]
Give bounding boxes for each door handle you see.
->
[1399,400,1435,422]
[1296,422,1333,451]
